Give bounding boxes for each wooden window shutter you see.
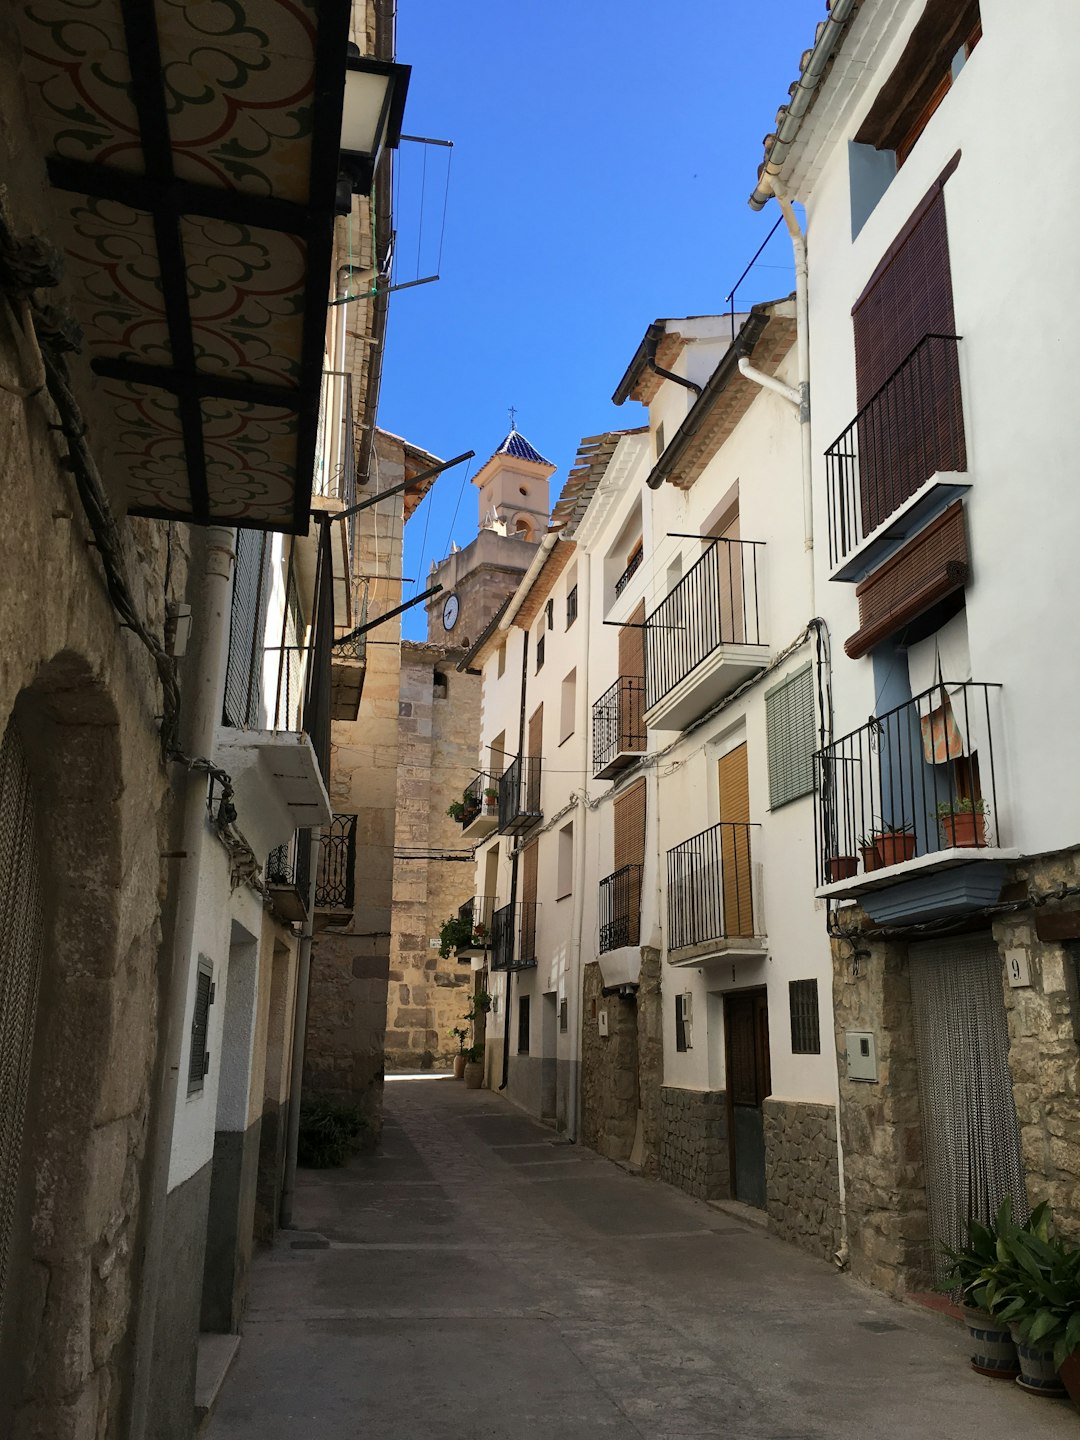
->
[619,601,645,678]
[718,743,752,938]
[188,958,215,1094]
[528,703,543,757]
[613,779,646,871]
[718,743,750,823]
[852,184,964,534]
[522,840,538,904]
[765,666,816,809]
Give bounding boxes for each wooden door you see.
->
[612,779,646,946]
[718,744,753,937]
[618,602,646,752]
[724,988,771,1208]
[525,704,543,812]
[520,839,538,963]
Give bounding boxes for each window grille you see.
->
[517,995,531,1054]
[789,979,820,1054]
[188,958,215,1094]
[536,634,545,672]
[545,599,554,630]
[765,664,815,809]
[566,585,578,628]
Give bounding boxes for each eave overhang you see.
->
[16,0,356,533]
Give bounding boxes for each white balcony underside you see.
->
[462,806,499,838]
[644,646,770,732]
[829,472,971,584]
[816,845,1020,901]
[667,936,768,968]
[597,945,643,989]
[214,728,332,860]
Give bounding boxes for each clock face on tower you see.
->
[441,593,459,631]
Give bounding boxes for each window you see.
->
[789,979,821,1054]
[188,957,215,1094]
[536,633,545,672]
[557,822,574,899]
[433,670,448,700]
[765,665,816,809]
[546,598,554,630]
[675,992,692,1052]
[566,585,578,629]
[654,421,665,458]
[223,529,270,728]
[518,994,531,1053]
[559,998,568,1033]
[497,643,506,678]
[559,669,576,743]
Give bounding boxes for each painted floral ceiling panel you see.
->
[15,0,349,532]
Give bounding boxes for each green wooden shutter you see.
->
[765,664,815,809]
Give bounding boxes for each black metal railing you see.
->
[498,756,543,834]
[592,676,646,776]
[459,774,499,828]
[815,680,1001,887]
[614,546,643,598]
[491,900,539,971]
[825,334,966,568]
[458,895,498,948]
[666,821,756,951]
[266,827,313,907]
[599,864,643,953]
[315,813,356,910]
[644,539,764,710]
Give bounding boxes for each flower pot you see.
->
[1059,1350,1080,1412]
[962,1306,1019,1378]
[873,831,916,867]
[860,845,881,874]
[463,1060,484,1090]
[826,856,858,882]
[939,812,984,849]
[452,1054,466,1080]
[1010,1328,1067,1396]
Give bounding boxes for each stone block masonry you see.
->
[657,1088,729,1201]
[763,1098,842,1262]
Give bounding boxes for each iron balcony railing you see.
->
[457,895,498,949]
[644,539,764,711]
[498,756,543,835]
[265,827,313,915]
[599,864,643,953]
[459,773,499,828]
[491,900,539,971]
[825,334,966,568]
[315,813,357,910]
[666,821,757,951]
[815,680,1001,887]
[592,676,646,777]
[614,546,644,598]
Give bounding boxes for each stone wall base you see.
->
[657,1087,729,1201]
[763,1098,842,1262]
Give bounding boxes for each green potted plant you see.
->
[860,819,916,870]
[446,799,466,822]
[825,854,858,883]
[939,1200,1022,1377]
[979,1201,1073,1397]
[450,1025,469,1079]
[934,796,987,849]
[466,989,492,1021]
[483,786,499,806]
[463,1042,484,1089]
[438,913,474,958]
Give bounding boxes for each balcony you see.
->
[644,540,767,732]
[453,895,499,960]
[592,677,646,780]
[498,756,542,835]
[265,828,313,923]
[825,334,970,582]
[614,545,644,599]
[314,814,357,925]
[815,681,1013,919]
[599,865,643,953]
[330,584,368,722]
[666,822,762,964]
[458,774,500,837]
[491,901,539,972]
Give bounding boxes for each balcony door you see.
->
[724,988,771,1209]
[612,779,646,948]
[618,602,646,752]
[718,744,753,938]
[709,501,745,647]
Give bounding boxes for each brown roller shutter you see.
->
[613,779,646,871]
[718,744,753,937]
[522,839,538,904]
[853,184,965,535]
[619,601,645,678]
[527,703,543,757]
[520,839,538,963]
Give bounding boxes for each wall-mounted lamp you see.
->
[336,44,411,213]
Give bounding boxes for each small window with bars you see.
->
[789,979,821,1055]
[188,957,215,1094]
[536,633,545,672]
[559,997,568,1033]
[765,664,816,809]
[518,994,531,1054]
[546,598,554,631]
[566,585,578,629]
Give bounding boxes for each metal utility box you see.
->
[845,1030,878,1082]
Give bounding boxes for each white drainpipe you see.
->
[566,551,592,1141]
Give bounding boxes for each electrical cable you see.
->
[415,140,427,280]
[435,143,453,275]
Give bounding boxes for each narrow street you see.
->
[207,1081,1073,1440]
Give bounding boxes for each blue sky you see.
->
[378,2,817,639]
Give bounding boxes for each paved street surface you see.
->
[208,1078,1075,1439]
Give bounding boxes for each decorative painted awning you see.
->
[15,0,352,532]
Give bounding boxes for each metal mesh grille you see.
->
[909,936,1027,1279]
[0,720,45,1320]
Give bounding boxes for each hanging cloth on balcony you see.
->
[921,692,964,765]
[907,611,972,761]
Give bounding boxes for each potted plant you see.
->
[860,820,916,870]
[826,854,858,883]
[450,1025,469,1079]
[939,1200,1022,1377]
[438,913,474,959]
[935,796,988,849]
[979,1200,1072,1397]
[466,989,492,1020]
[483,786,499,809]
[446,799,466,822]
[463,1043,484,1089]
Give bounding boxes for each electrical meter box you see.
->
[597,1008,609,1038]
[845,1031,878,1082]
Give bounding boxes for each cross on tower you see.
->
[508,404,517,430]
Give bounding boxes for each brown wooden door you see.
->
[525,705,543,813]
[718,744,753,937]
[618,602,646,752]
[724,988,771,1208]
[520,839,538,963]
[612,779,646,946]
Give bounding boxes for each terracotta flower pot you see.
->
[873,831,916,867]
[1010,1328,1067,1396]
[939,812,984,848]
[827,856,859,882]
[860,845,881,874]
[1059,1350,1080,1412]
[452,1054,466,1080]
[463,1060,484,1090]
[962,1306,1018,1378]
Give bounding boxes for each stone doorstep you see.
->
[194,1332,241,1431]
[706,1196,770,1230]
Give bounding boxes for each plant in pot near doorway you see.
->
[463,1043,484,1089]
[450,1025,470,1079]
[935,796,988,849]
[860,819,916,872]
[939,1200,1024,1379]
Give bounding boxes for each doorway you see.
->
[724,987,770,1208]
[540,991,558,1121]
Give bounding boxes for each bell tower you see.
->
[472,426,555,543]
